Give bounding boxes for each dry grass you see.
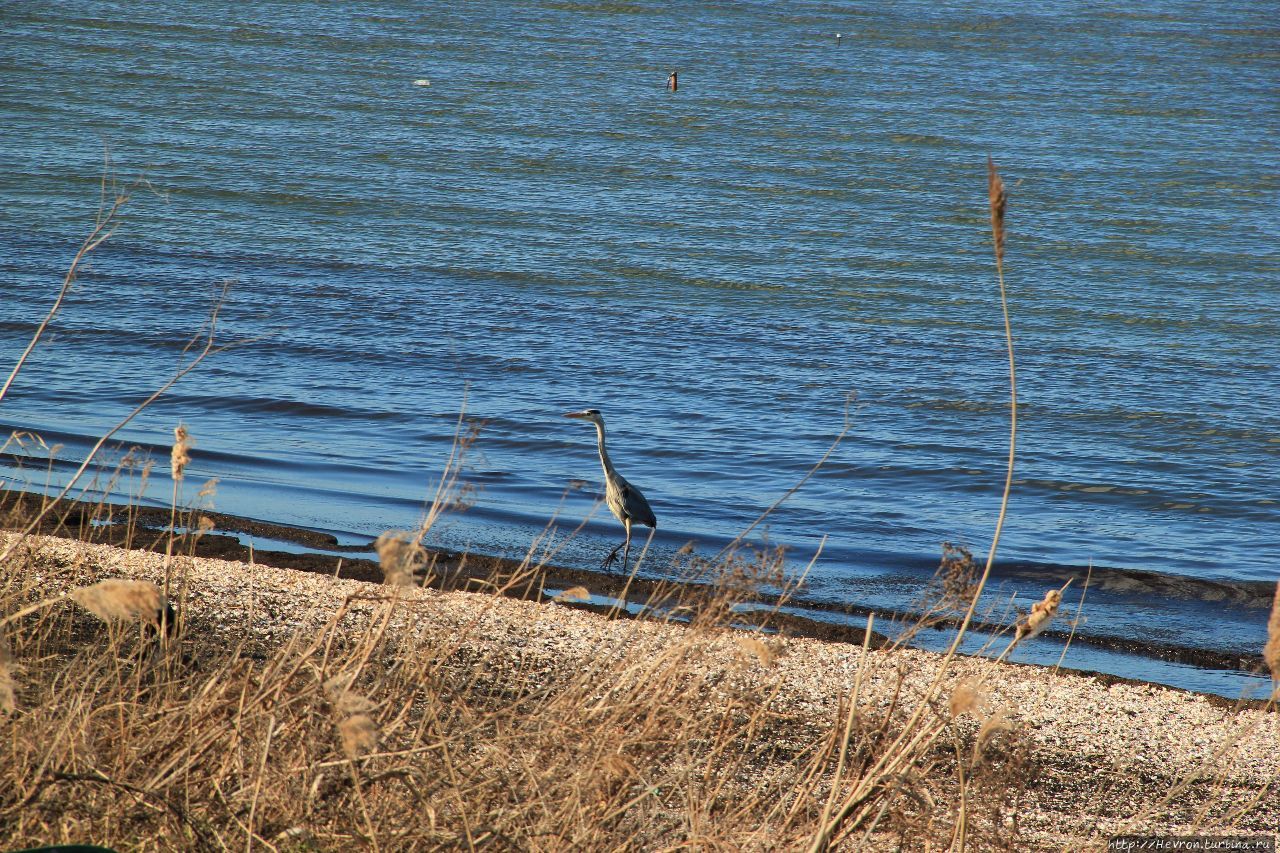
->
[0,541,950,849]
[3,533,1276,851]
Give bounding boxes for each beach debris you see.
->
[171,424,192,481]
[937,542,980,611]
[554,586,591,603]
[71,579,173,634]
[1264,580,1280,687]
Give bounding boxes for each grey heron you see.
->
[563,408,657,573]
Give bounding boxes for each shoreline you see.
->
[1,489,1270,695]
[3,530,1277,847]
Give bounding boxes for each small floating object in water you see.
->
[413,78,431,87]
[835,32,842,43]
[666,70,677,92]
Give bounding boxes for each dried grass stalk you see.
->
[0,638,17,714]
[1264,580,1280,685]
[71,579,170,629]
[987,156,1008,265]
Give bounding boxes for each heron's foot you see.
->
[601,543,625,571]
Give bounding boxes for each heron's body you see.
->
[564,408,656,572]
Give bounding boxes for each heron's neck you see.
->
[593,421,617,477]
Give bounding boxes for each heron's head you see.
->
[563,408,604,424]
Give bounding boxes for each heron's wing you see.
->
[619,480,657,529]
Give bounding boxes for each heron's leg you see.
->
[620,519,633,575]
[601,519,633,573]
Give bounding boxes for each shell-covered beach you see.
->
[2,530,1277,849]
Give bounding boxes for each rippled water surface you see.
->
[2,1,1277,692]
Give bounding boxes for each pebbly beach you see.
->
[1,527,1276,850]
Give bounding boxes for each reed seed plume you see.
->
[70,578,171,631]
[334,691,377,716]
[1018,589,1059,640]
[973,707,1014,765]
[375,530,422,587]
[170,424,192,481]
[737,635,777,667]
[987,156,1008,266]
[1264,580,1280,687]
[325,674,380,758]
[948,678,987,720]
[1015,587,1062,645]
[338,714,379,759]
[997,581,1072,663]
[322,672,356,701]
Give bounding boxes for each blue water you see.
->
[1,2,1277,694]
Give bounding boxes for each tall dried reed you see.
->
[1265,580,1280,694]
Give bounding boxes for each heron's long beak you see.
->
[563,411,589,419]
